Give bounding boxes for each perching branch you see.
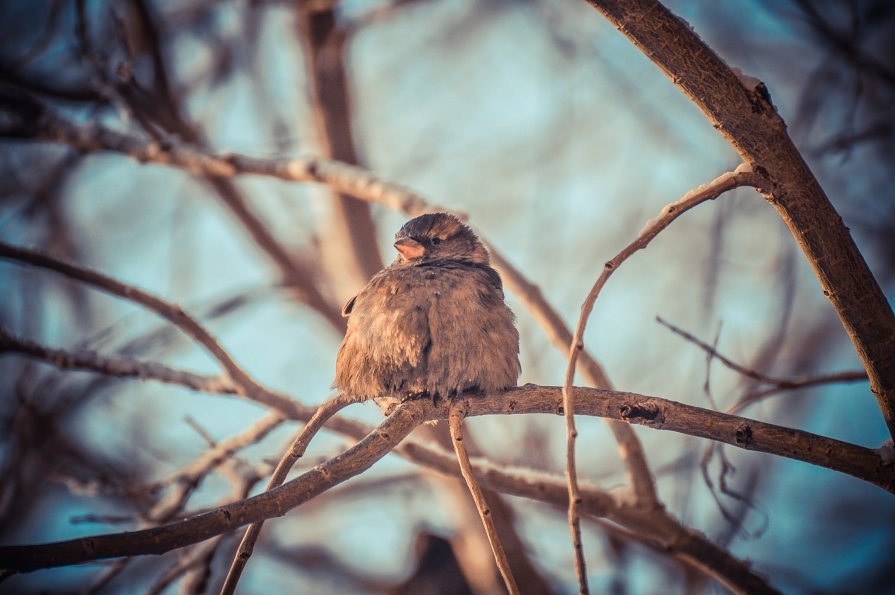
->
[2,386,890,574]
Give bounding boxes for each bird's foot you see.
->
[400,390,431,404]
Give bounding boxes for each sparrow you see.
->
[334,213,520,405]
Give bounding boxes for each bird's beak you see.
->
[394,237,425,261]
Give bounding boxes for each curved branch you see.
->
[584,0,895,440]
[559,167,761,588]
[491,251,658,506]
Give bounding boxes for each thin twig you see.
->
[656,316,867,402]
[0,242,295,413]
[448,401,520,595]
[219,397,355,595]
[560,167,761,593]
[161,413,284,490]
[0,326,237,393]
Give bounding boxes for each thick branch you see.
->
[585,0,895,440]
[1,386,891,579]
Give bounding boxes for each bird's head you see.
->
[393,213,489,265]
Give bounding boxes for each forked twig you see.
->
[655,316,867,414]
[448,401,519,595]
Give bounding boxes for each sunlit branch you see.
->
[560,166,762,591]
[584,0,895,442]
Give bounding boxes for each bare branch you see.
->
[1,386,888,587]
[0,100,432,216]
[0,327,237,395]
[490,252,659,506]
[0,388,799,593]
[0,242,295,413]
[296,3,385,298]
[448,401,520,595]
[560,167,761,590]
[584,0,895,441]
[147,413,284,524]
[220,397,354,595]
[0,401,422,572]
[656,316,868,401]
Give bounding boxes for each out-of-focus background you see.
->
[1,0,893,593]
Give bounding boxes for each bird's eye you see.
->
[431,237,442,245]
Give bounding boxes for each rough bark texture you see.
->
[585,0,895,439]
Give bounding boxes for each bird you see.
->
[334,212,520,406]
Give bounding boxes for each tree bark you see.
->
[585,0,895,440]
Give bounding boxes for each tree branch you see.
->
[0,242,296,414]
[559,166,761,589]
[448,401,520,595]
[584,0,895,441]
[0,327,237,395]
[1,385,889,587]
[656,316,868,415]
[220,397,353,594]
